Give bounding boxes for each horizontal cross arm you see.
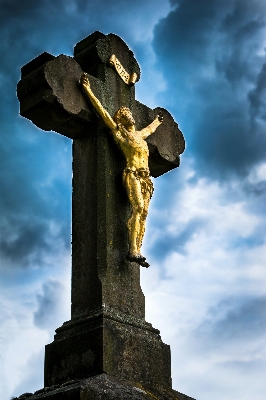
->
[17,54,95,139]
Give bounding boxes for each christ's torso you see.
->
[115,128,149,171]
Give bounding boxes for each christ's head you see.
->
[114,107,135,130]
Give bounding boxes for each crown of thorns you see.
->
[113,107,132,124]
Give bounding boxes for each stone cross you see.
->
[17,32,185,394]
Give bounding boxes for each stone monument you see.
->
[16,31,195,400]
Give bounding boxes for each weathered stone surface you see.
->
[74,32,141,85]
[45,311,170,388]
[71,124,146,320]
[17,54,93,138]
[21,52,55,78]
[13,374,195,400]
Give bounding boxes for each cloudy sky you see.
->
[0,0,266,399]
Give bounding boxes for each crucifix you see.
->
[80,71,164,268]
[17,32,187,398]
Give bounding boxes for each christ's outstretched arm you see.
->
[139,113,163,139]
[81,73,117,132]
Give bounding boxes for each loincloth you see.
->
[123,168,154,198]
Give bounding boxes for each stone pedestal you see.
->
[45,310,171,389]
[15,374,195,400]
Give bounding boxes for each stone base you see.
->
[14,374,195,400]
[44,310,171,389]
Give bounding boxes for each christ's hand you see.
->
[80,72,90,89]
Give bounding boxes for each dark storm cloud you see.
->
[245,180,266,197]
[0,0,89,271]
[148,217,204,261]
[34,279,64,329]
[249,61,266,122]
[194,296,266,346]
[0,125,71,269]
[192,102,266,178]
[0,0,152,65]
[153,0,266,179]
[0,0,166,272]
[1,217,50,265]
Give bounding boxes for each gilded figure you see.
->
[81,73,163,267]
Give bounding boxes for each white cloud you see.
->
[141,160,266,399]
[0,254,71,400]
[248,161,266,184]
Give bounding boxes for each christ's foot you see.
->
[139,260,150,268]
[127,253,149,267]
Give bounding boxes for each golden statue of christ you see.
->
[81,73,163,267]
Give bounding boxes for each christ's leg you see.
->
[137,192,150,254]
[123,172,143,257]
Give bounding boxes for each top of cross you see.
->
[17,31,184,177]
